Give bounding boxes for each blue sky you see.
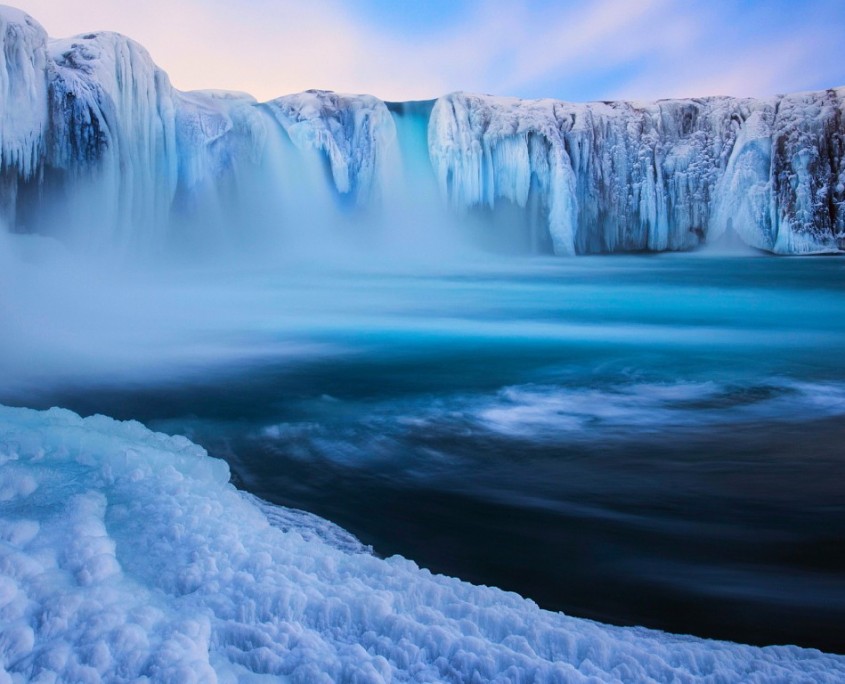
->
[12,0,845,102]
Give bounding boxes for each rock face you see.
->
[1,5,844,255]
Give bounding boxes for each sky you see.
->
[9,0,845,103]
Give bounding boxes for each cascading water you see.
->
[1,7,844,258]
[384,100,471,257]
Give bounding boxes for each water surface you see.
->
[8,253,845,652]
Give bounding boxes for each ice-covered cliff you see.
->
[0,7,48,221]
[1,5,843,255]
[430,91,845,255]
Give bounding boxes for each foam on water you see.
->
[251,378,845,472]
[472,379,845,439]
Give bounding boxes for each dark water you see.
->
[9,254,845,652]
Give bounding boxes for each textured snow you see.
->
[1,404,844,683]
[0,3,844,255]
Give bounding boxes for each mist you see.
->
[5,5,845,671]
[0,94,484,394]
[0,216,485,396]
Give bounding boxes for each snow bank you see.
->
[1,404,843,683]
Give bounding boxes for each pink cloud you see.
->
[9,0,844,103]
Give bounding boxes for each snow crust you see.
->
[0,4,844,255]
[1,404,844,683]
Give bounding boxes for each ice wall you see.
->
[267,90,399,208]
[429,92,845,254]
[0,7,48,221]
[44,31,179,248]
[0,7,396,255]
[0,5,844,256]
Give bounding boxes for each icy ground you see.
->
[1,405,843,683]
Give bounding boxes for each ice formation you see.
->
[1,404,844,683]
[429,92,845,254]
[266,90,399,207]
[1,6,844,255]
[0,7,48,220]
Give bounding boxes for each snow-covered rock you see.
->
[1,403,844,683]
[430,92,845,254]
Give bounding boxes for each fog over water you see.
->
[4,227,845,651]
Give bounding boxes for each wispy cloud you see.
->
[11,0,845,102]
[600,0,845,100]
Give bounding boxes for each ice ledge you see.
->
[1,403,844,682]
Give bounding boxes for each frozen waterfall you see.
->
[1,6,844,256]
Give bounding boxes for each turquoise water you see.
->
[10,253,845,651]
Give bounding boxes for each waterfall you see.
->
[1,6,844,258]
